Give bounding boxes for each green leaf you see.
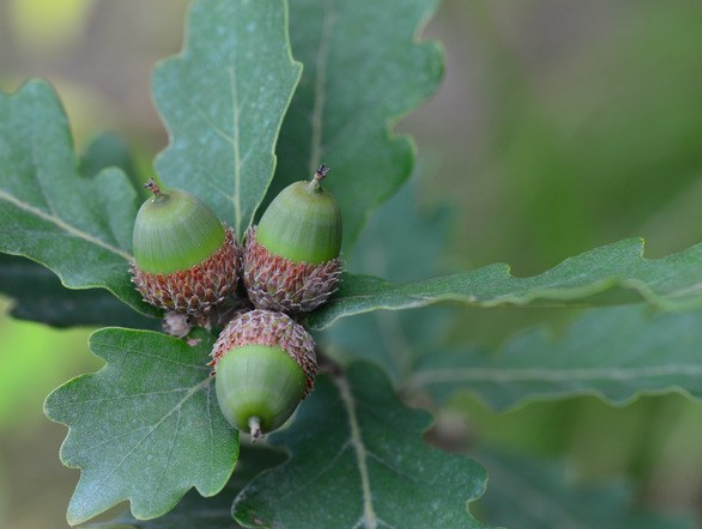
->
[153,0,302,239]
[408,305,702,410]
[476,450,695,529]
[0,80,155,316]
[272,0,444,254]
[234,363,496,529]
[0,133,155,328]
[323,174,453,382]
[44,328,237,525]
[342,169,453,282]
[0,253,157,329]
[309,238,702,330]
[79,132,139,184]
[87,446,286,529]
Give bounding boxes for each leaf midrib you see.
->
[409,363,702,387]
[69,376,212,519]
[336,375,378,529]
[0,187,132,261]
[228,64,243,235]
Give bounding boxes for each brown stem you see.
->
[316,347,344,378]
[310,164,331,190]
[144,177,161,196]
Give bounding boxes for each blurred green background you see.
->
[2,0,702,527]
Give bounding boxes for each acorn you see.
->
[243,164,343,313]
[131,178,240,320]
[210,309,317,439]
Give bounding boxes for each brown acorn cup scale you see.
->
[130,179,241,323]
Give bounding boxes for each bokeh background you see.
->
[2,0,702,527]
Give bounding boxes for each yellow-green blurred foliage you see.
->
[11,0,94,52]
[0,299,99,529]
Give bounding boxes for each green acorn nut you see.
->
[131,178,240,318]
[210,309,317,439]
[243,164,343,313]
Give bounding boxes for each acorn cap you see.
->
[255,165,342,265]
[243,226,342,313]
[131,179,240,316]
[210,309,317,438]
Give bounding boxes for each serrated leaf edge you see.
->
[151,0,303,238]
[233,363,495,529]
[317,1,445,254]
[0,81,155,317]
[43,327,232,526]
[309,238,702,330]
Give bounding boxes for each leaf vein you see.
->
[181,93,236,145]
[336,375,378,529]
[0,188,132,261]
[64,426,153,465]
[229,65,242,235]
[148,405,183,505]
[275,440,353,503]
[49,387,195,409]
[72,377,211,512]
[120,346,210,370]
[409,363,702,386]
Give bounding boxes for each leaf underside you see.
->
[309,238,702,330]
[0,253,157,329]
[322,171,454,383]
[323,172,702,418]
[270,0,444,256]
[234,363,496,529]
[411,305,702,411]
[44,328,238,525]
[153,0,302,240]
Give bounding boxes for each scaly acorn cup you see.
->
[243,164,343,313]
[131,178,240,318]
[210,309,317,440]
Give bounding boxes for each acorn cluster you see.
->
[130,166,342,439]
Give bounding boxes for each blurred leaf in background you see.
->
[0,301,99,432]
[0,299,99,529]
[9,0,95,53]
[405,0,702,273]
[475,449,696,529]
[401,0,702,519]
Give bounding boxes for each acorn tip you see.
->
[144,177,161,196]
[249,416,263,441]
[310,164,331,189]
